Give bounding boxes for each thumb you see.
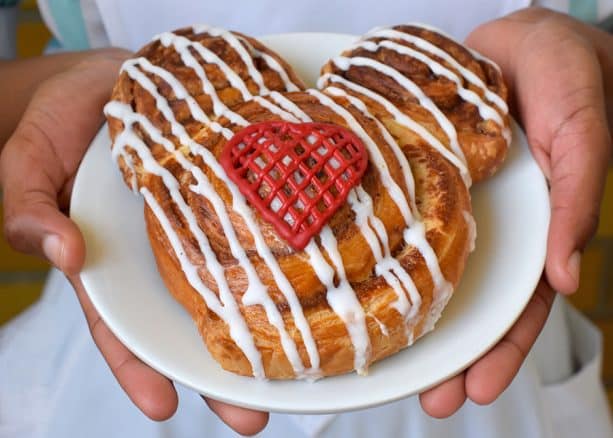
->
[543,106,610,294]
[2,190,85,276]
[1,127,86,276]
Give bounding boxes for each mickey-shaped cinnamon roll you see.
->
[105,24,510,379]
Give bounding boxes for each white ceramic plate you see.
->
[71,33,550,414]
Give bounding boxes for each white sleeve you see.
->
[36,0,63,45]
[80,0,110,48]
[596,0,613,21]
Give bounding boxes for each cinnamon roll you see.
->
[104,24,510,379]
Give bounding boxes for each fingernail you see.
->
[42,234,63,269]
[567,251,582,291]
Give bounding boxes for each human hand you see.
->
[0,49,269,435]
[419,7,612,417]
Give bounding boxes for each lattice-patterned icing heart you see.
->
[220,121,368,250]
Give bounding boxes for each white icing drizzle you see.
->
[309,88,452,339]
[106,102,314,378]
[362,28,508,114]
[373,22,503,75]
[156,33,303,128]
[318,226,370,374]
[390,22,505,76]
[326,86,418,215]
[272,86,413,330]
[371,315,389,337]
[270,92,401,366]
[269,91,312,122]
[124,59,209,124]
[196,153,322,377]
[469,47,503,74]
[157,32,252,101]
[192,25,270,95]
[352,39,512,147]
[262,92,377,373]
[121,58,236,139]
[116,63,321,377]
[135,41,249,129]
[403,221,452,308]
[308,88,453,342]
[252,95,301,122]
[348,188,418,323]
[330,55,467,168]
[307,89,414,225]
[236,36,301,92]
[463,210,477,253]
[355,40,502,126]
[147,37,330,376]
[318,73,471,186]
[117,150,139,193]
[156,33,303,131]
[141,187,267,376]
[109,118,265,378]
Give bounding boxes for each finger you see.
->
[68,275,178,421]
[466,280,555,404]
[419,372,467,418]
[204,397,269,436]
[0,123,85,275]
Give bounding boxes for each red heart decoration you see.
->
[219,121,368,250]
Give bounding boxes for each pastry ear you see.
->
[319,24,510,185]
[107,27,306,192]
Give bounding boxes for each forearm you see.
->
[0,48,128,146]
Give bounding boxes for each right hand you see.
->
[0,49,269,435]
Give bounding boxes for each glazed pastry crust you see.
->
[106,25,508,379]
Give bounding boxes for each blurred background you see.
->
[1,0,613,411]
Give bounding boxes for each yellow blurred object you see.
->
[0,280,46,323]
[595,319,613,383]
[0,5,51,325]
[17,0,51,58]
[572,244,604,312]
[0,237,48,271]
[16,22,51,58]
[0,203,48,325]
[20,0,39,10]
[597,169,613,237]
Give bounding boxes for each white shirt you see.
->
[1,270,610,438]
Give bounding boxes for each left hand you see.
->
[419,7,612,417]
[0,49,269,436]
